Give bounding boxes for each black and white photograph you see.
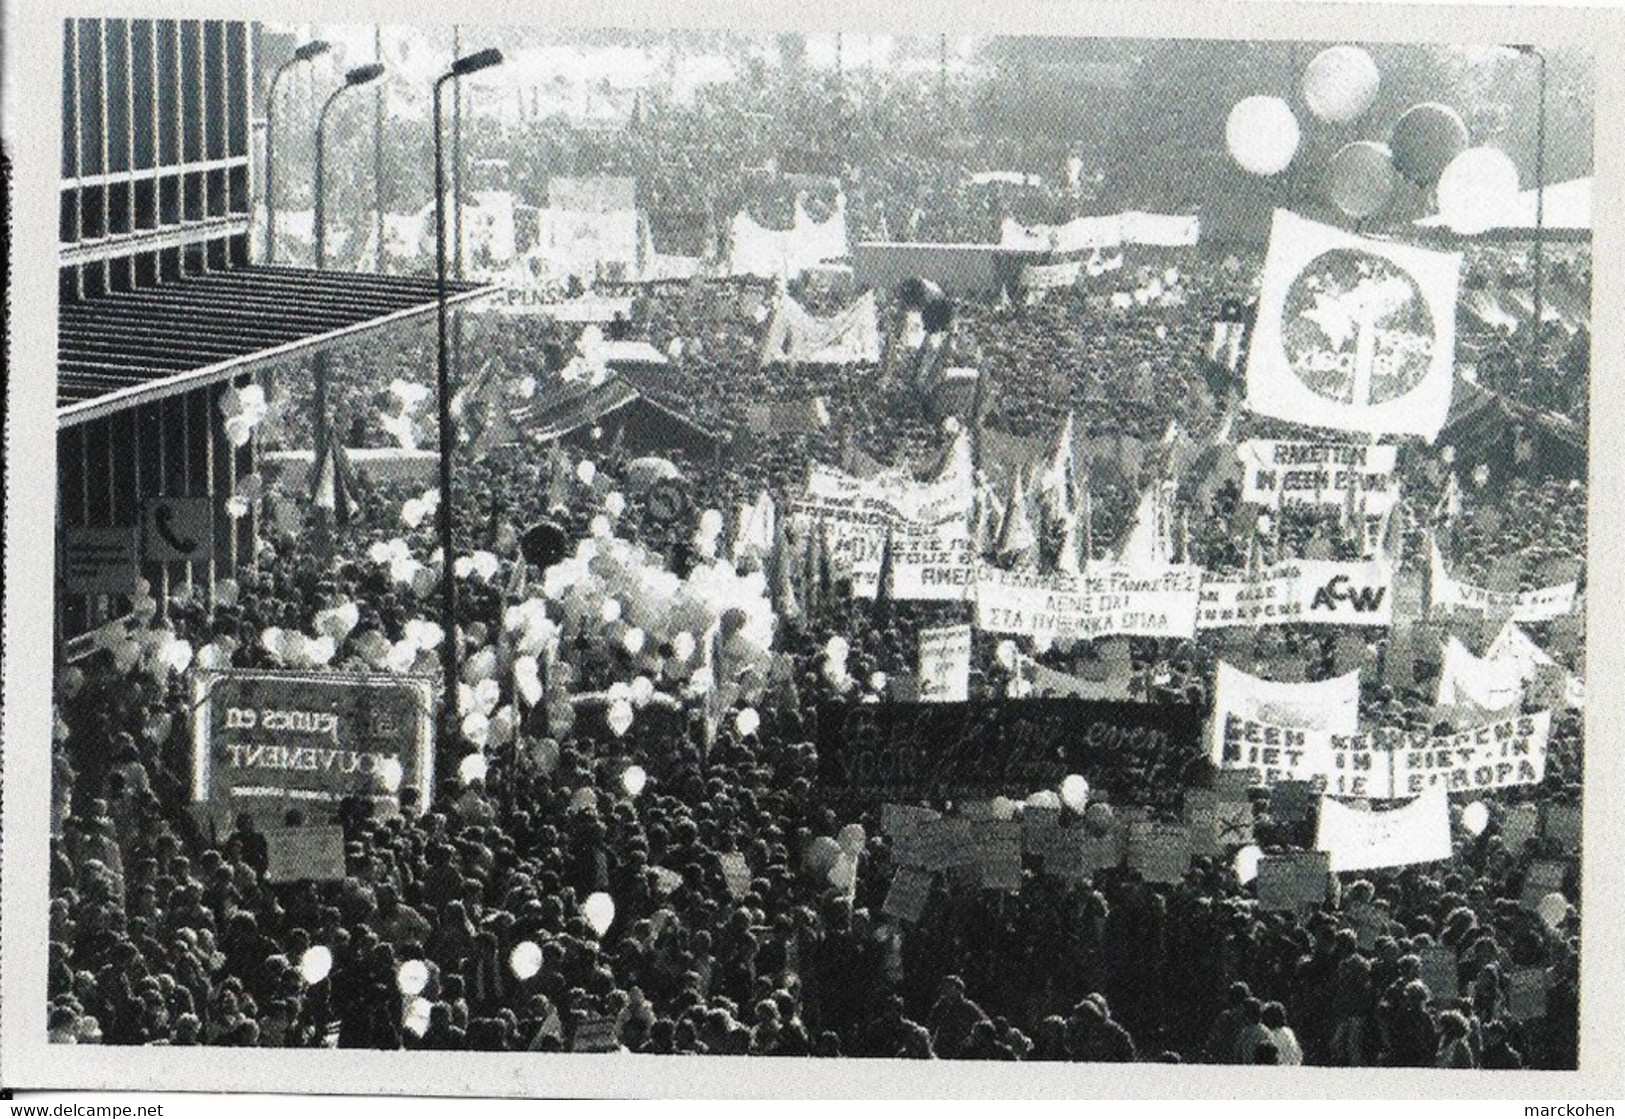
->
[3,0,1623,1102]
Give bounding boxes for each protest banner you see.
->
[1315,788,1452,873]
[1256,851,1331,911]
[1544,802,1582,848]
[1214,768,1256,798]
[1321,712,1552,800]
[1418,945,1460,1000]
[262,825,347,882]
[793,493,974,600]
[1214,662,1360,736]
[1237,441,1400,513]
[1213,713,1335,787]
[1020,806,1063,854]
[882,867,935,924]
[971,819,1024,891]
[974,563,1203,641]
[1009,651,1133,701]
[1127,821,1194,884]
[1186,789,1255,856]
[1244,210,1460,441]
[1430,540,1577,623]
[1435,636,1523,713]
[719,852,752,900]
[1197,559,1393,630]
[191,670,436,829]
[816,698,1202,801]
[917,624,973,703]
[914,817,975,872]
[758,291,882,366]
[1507,968,1549,1022]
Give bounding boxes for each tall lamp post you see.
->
[264,38,329,264]
[434,47,504,722]
[314,63,386,269]
[1510,44,1547,375]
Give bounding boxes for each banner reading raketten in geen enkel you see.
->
[1245,210,1460,441]
[192,670,436,830]
[1237,440,1400,513]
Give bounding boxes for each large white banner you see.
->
[1430,540,1578,622]
[973,564,1203,640]
[999,211,1199,253]
[1316,787,1453,873]
[1213,661,1361,736]
[1435,635,1524,713]
[1237,440,1400,513]
[1197,559,1394,630]
[917,624,973,703]
[1327,711,1552,799]
[758,291,882,365]
[1246,210,1460,441]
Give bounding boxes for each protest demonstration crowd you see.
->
[48,33,1587,1071]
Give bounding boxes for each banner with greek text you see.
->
[1197,559,1393,630]
[973,564,1203,640]
[1315,787,1452,873]
[1245,210,1460,441]
[917,624,973,703]
[1237,440,1399,513]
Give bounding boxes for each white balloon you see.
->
[509,940,543,980]
[1302,45,1380,123]
[621,765,648,798]
[396,959,430,996]
[1461,800,1490,837]
[298,946,332,984]
[607,699,635,737]
[600,598,623,624]
[377,756,405,793]
[576,460,597,486]
[735,707,761,738]
[622,627,647,656]
[604,492,627,518]
[699,509,725,537]
[403,995,433,1037]
[458,752,489,784]
[672,631,697,662]
[995,640,1018,671]
[1226,96,1301,176]
[583,892,616,937]
[1437,147,1521,236]
[1234,844,1263,885]
[629,676,656,706]
[1060,774,1091,813]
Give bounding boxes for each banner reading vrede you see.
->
[973,564,1203,640]
[1197,559,1393,629]
[816,698,1203,800]
[192,670,436,823]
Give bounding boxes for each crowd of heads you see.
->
[51,163,1586,1067]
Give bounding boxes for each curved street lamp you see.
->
[314,63,386,269]
[263,38,329,263]
[433,47,504,719]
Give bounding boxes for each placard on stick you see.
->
[882,867,934,924]
[1418,945,1459,1000]
[1255,851,1330,911]
[1521,860,1567,909]
[1543,803,1581,849]
[263,825,347,882]
[1506,967,1549,1021]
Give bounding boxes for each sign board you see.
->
[1521,860,1567,909]
[1236,441,1400,513]
[1506,968,1549,1022]
[882,867,935,923]
[816,698,1203,801]
[1269,779,1317,824]
[1544,802,1582,849]
[970,819,1023,891]
[62,526,140,595]
[262,825,347,882]
[1256,851,1330,910]
[143,496,213,563]
[1501,803,1539,852]
[974,564,1203,641]
[1345,901,1389,951]
[1197,560,1394,630]
[1127,821,1193,884]
[571,1017,621,1053]
[191,670,436,827]
[917,624,973,703]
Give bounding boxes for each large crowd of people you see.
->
[50,57,1588,1068]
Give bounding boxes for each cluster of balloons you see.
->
[804,823,866,894]
[1226,44,1522,233]
[218,382,272,449]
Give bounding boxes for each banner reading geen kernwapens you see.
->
[973,564,1203,640]
[1213,711,1553,799]
[1197,559,1393,629]
[191,670,436,826]
[1237,440,1399,513]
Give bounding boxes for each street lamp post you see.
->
[264,39,329,264]
[434,47,504,724]
[1511,44,1548,375]
[314,63,386,269]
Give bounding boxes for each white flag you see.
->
[1246,210,1460,441]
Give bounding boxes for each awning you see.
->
[58,265,493,427]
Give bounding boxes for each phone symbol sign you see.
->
[144,497,213,563]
